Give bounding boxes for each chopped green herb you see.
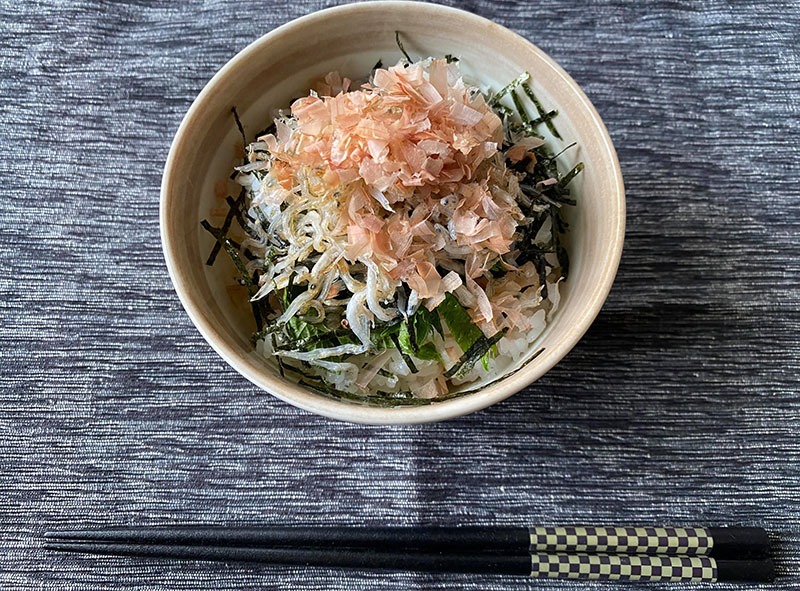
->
[436,293,484,353]
[398,320,441,362]
[436,292,494,371]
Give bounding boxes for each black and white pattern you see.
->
[529,526,712,555]
[530,554,717,582]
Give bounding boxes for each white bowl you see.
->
[160,1,625,424]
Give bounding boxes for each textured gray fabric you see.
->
[1,0,798,589]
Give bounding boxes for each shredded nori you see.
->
[488,72,529,107]
[200,220,256,296]
[225,194,260,240]
[559,162,584,188]
[444,328,509,378]
[395,31,412,63]
[389,332,418,374]
[205,201,238,266]
[231,106,247,163]
[511,109,559,136]
[522,80,562,139]
[511,89,529,124]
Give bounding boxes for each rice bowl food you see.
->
[201,43,584,407]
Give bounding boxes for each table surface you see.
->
[2,0,798,589]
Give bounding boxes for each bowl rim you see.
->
[160,1,626,425]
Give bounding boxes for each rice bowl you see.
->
[160,2,625,423]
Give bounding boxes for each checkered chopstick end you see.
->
[530,554,717,582]
[530,526,713,555]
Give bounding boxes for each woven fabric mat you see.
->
[1,1,798,589]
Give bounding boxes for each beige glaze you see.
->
[160,2,625,424]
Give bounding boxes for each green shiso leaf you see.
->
[414,305,443,339]
[436,292,494,371]
[436,293,484,353]
[398,319,441,363]
[414,342,441,362]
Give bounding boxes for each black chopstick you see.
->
[43,540,776,582]
[44,525,770,559]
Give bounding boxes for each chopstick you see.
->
[44,525,770,559]
[43,539,775,582]
[43,525,775,582]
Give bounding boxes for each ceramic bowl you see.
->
[160,1,625,424]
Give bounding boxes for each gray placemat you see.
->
[1,1,798,589]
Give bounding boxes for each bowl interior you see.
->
[161,2,624,424]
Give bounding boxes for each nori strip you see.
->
[444,328,509,378]
[272,334,286,378]
[558,162,584,188]
[512,109,559,135]
[543,141,578,163]
[518,183,562,207]
[551,208,570,280]
[511,89,529,124]
[395,31,412,62]
[205,200,238,266]
[389,332,418,374]
[522,80,562,139]
[200,220,256,296]
[224,195,261,241]
[534,254,549,300]
[488,72,529,107]
[406,318,419,353]
[231,106,247,163]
